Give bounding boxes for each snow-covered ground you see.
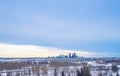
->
[0,61,120,76]
[87,61,120,76]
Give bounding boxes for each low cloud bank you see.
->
[0,43,95,58]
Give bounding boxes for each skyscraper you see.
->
[69,53,71,58]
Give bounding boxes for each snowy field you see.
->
[0,60,120,76]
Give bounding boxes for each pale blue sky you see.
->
[0,0,120,57]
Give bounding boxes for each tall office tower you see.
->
[72,53,77,58]
[69,53,71,58]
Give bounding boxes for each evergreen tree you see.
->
[16,72,20,76]
[54,69,57,76]
[81,68,84,76]
[116,73,119,76]
[77,69,81,76]
[86,67,91,76]
[7,72,11,76]
[112,64,118,76]
[112,64,118,73]
[61,71,64,76]
[80,66,91,76]
[98,73,102,76]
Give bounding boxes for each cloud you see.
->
[0,43,95,58]
[0,0,120,43]
[1,12,120,43]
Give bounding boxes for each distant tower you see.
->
[72,53,77,58]
[69,53,71,58]
[74,53,77,57]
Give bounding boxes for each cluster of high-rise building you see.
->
[68,53,78,58]
[57,53,78,59]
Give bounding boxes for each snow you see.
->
[0,61,120,76]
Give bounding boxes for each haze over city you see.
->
[0,0,120,57]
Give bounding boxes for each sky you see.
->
[0,0,120,57]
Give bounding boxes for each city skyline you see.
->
[0,0,120,57]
